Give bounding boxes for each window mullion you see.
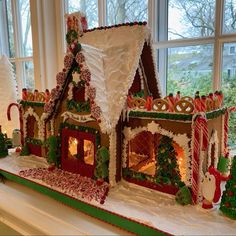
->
[155,37,215,49]
[98,0,106,26]
[148,0,157,43]
[11,0,25,89]
[213,0,224,91]
[157,0,168,95]
[0,0,10,56]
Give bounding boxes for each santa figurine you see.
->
[202,166,222,209]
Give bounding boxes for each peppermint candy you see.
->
[87,86,96,100]
[56,72,67,87]
[75,52,85,64]
[64,53,74,69]
[91,104,101,120]
[80,69,91,82]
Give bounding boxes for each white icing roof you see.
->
[79,25,155,133]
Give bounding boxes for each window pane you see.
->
[68,137,79,159]
[107,0,148,25]
[221,42,236,146]
[223,0,236,34]
[166,45,213,96]
[19,0,33,57]
[15,61,34,90]
[24,61,34,89]
[6,0,15,57]
[66,0,98,28]
[84,140,94,165]
[168,0,216,40]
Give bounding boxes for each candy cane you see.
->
[7,103,24,146]
[192,114,208,204]
[194,98,202,112]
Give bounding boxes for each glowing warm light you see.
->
[84,140,94,165]
[68,137,78,158]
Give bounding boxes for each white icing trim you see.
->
[67,82,74,100]
[138,62,144,91]
[50,119,55,136]
[61,111,95,123]
[149,38,162,97]
[207,129,219,169]
[122,121,191,185]
[109,130,117,187]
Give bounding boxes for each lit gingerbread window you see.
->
[83,139,94,165]
[68,136,79,159]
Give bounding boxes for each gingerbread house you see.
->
[12,13,233,205]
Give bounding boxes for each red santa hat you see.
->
[208,166,221,203]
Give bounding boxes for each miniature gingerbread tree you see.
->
[0,126,8,158]
[94,147,109,180]
[46,135,60,167]
[156,136,184,187]
[0,55,19,137]
[220,156,236,219]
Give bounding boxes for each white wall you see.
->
[31,0,65,91]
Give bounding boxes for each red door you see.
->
[61,128,96,178]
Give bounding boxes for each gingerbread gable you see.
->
[79,24,161,132]
[42,22,161,134]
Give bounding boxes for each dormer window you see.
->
[73,81,86,102]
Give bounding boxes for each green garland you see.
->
[129,108,227,121]
[129,111,192,121]
[123,168,155,182]
[25,137,43,146]
[67,99,91,113]
[206,108,227,119]
[20,100,45,107]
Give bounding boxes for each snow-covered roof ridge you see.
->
[79,23,156,133]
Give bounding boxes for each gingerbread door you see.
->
[61,128,96,177]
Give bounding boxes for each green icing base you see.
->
[0,170,169,236]
[129,108,227,121]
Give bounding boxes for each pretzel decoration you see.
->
[27,92,34,101]
[34,92,46,102]
[174,100,194,114]
[152,99,169,112]
[181,96,194,104]
[131,98,146,109]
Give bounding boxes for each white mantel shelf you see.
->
[0,180,130,235]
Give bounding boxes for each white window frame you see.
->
[0,0,35,92]
[60,0,236,96]
[154,0,236,95]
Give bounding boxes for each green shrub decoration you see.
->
[45,136,60,167]
[0,129,8,158]
[175,186,192,205]
[220,156,236,219]
[20,145,30,156]
[94,147,109,180]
